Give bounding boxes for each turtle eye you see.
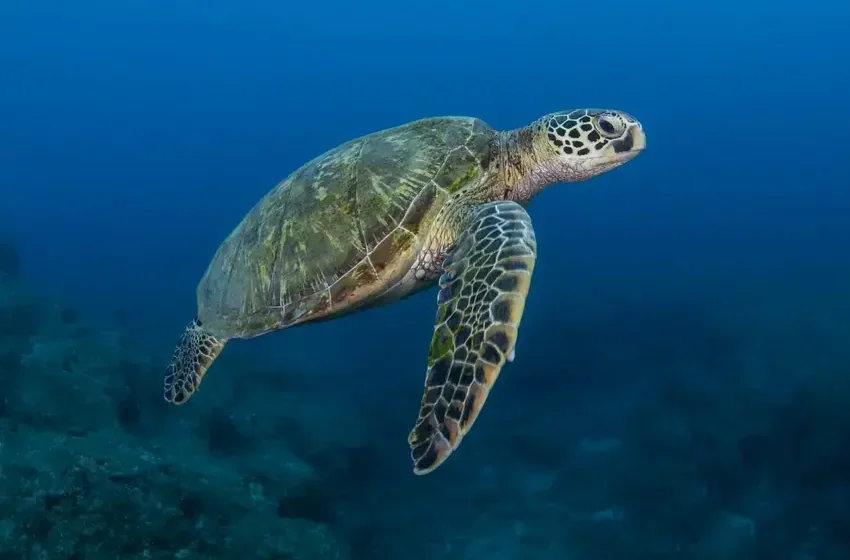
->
[595,114,625,138]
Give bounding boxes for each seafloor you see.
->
[1,238,849,559]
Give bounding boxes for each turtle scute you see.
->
[198,116,500,338]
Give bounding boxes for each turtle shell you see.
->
[197,116,498,338]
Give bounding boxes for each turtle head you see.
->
[504,109,645,201]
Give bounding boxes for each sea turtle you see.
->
[163,109,646,474]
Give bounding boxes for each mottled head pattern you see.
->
[505,108,645,201]
[543,109,644,177]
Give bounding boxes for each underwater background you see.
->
[1,0,849,558]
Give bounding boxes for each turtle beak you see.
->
[612,122,646,156]
[630,122,646,152]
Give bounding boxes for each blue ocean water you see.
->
[1,0,849,557]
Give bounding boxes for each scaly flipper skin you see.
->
[163,319,227,404]
[408,201,536,474]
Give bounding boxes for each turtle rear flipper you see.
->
[408,201,537,474]
[164,319,227,404]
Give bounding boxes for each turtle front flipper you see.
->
[163,318,227,405]
[408,200,537,474]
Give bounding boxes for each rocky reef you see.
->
[2,236,850,559]
[0,241,358,559]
